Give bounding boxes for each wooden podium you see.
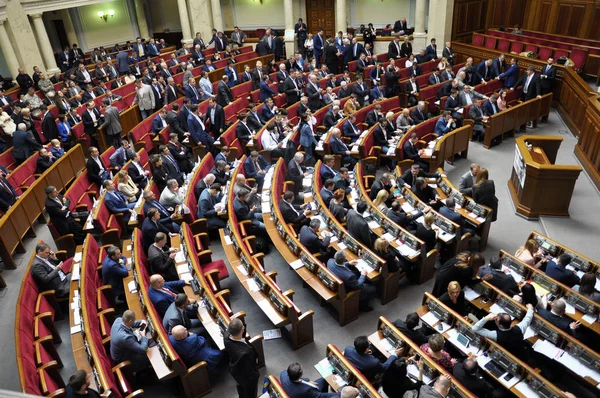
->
[508,135,582,219]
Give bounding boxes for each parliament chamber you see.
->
[2,0,600,397]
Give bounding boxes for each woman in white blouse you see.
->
[405,54,416,68]
[117,169,139,202]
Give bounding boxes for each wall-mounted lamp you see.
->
[97,10,115,22]
[253,0,264,4]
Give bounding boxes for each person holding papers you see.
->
[148,232,179,281]
[280,191,311,228]
[328,251,376,312]
[198,183,226,230]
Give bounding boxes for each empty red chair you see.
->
[510,42,524,53]
[473,33,485,46]
[538,47,553,61]
[570,48,588,69]
[497,39,511,52]
[484,37,497,49]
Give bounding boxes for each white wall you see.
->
[231,0,285,29]
[350,0,411,27]
[77,0,136,48]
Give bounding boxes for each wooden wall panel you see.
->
[588,6,600,39]
[451,0,528,41]
[568,6,586,36]
[537,2,552,32]
[555,4,571,35]
[523,0,600,39]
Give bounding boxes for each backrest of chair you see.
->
[538,47,553,60]
[570,48,588,68]
[473,33,485,46]
[220,120,239,147]
[510,41,524,53]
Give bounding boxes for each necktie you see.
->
[153,200,169,215]
[254,161,261,172]
[161,287,176,298]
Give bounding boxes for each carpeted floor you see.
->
[2,103,600,397]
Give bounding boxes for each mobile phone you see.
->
[413,354,421,362]
[481,297,491,304]
[437,323,444,331]
[504,373,513,381]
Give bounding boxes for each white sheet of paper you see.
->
[564,301,576,315]
[246,278,261,292]
[237,265,249,276]
[73,252,82,262]
[127,280,137,293]
[180,272,193,282]
[70,325,82,334]
[337,242,347,250]
[489,303,513,319]
[420,311,441,327]
[514,381,537,397]
[367,220,381,229]
[533,339,563,360]
[262,203,271,214]
[223,235,233,245]
[289,259,304,270]
[582,313,598,325]
[176,264,188,274]
[382,232,395,242]
[355,259,374,274]
[523,326,537,340]
[175,251,186,263]
[263,328,282,340]
[463,286,481,301]
[408,363,433,385]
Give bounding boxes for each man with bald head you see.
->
[169,325,223,371]
[538,299,580,335]
[148,274,189,317]
[419,374,452,397]
[194,173,216,199]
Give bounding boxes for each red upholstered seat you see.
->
[510,42,523,53]
[484,37,496,49]
[538,47,553,60]
[21,357,42,395]
[554,49,570,59]
[570,48,588,69]
[231,81,253,99]
[497,39,510,52]
[201,260,229,280]
[524,44,538,54]
[101,147,116,168]
[473,34,484,46]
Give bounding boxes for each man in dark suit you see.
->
[284,71,302,107]
[103,180,136,222]
[234,189,266,237]
[442,42,455,65]
[287,153,306,197]
[299,218,332,260]
[482,94,500,117]
[86,146,111,186]
[330,129,357,168]
[319,179,335,208]
[352,75,369,107]
[491,54,506,78]
[453,358,496,398]
[36,148,55,174]
[12,124,42,164]
[143,190,180,232]
[387,201,422,233]
[279,363,337,398]
[101,246,129,299]
[279,191,310,228]
[512,66,542,101]
[82,101,102,139]
[39,105,58,141]
[224,319,260,398]
[160,145,184,185]
[197,183,226,230]
[324,105,343,130]
[165,77,184,105]
[403,133,429,171]
[469,99,488,142]
[393,18,408,34]
[204,98,225,138]
[476,255,519,296]
[546,254,579,287]
[475,59,493,84]
[404,76,420,107]
[148,232,179,281]
[167,133,192,173]
[393,313,428,346]
[539,58,557,95]
[306,75,323,111]
[424,38,437,61]
[410,101,429,124]
[388,36,402,59]
[31,243,70,298]
[244,151,270,189]
[398,164,440,189]
[163,293,204,335]
[44,185,85,244]
[343,335,398,382]
[187,105,215,153]
[346,201,375,250]
[142,207,172,253]
[327,251,377,310]
[313,29,324,67]
[216,76,233,107]
[538,300,580,336]
[444,89,463,127]
[320,156,337,183]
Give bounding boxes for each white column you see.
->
[30,14,60,75]
[210,0,224,33]
[187,0,213,44]
[284,0,295,58]
[0,20,20,81]
[135,0,150,39]
[335,0,347,33]
[427,0,455,56]
[412,0,428,54]
[177,0,193,44]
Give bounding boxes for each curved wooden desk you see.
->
[508,135,582,218]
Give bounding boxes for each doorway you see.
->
[306,0,335,37]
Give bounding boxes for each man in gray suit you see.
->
[459,85,486,107]
[100,97,123,148]
[110,310,150,372]
[182,63,194,88]
[30,243,70,298]
[459,163,480,196]
[132,79,155,119]
[163,293,205,335]
[468,99,488,143]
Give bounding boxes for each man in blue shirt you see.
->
[343,335,400,382]
[110,310,150,372]
[546,254,579,288]
[434,111,455,137]
[101,246,130,300]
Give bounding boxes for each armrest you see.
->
[265,270,277,282]
[197,249,213,265]
[283,289,295,301]
[204,269,221,292]
[186,361,208,374]
[125,390,145,398]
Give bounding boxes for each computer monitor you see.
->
[427,300,451,324]
[571,345,600,370]
[318,268,336,290]
[490,349,520,376]
[269,290,286,315]
[497,296,524,320]
[530,318,560,345]
[528,377,560,398]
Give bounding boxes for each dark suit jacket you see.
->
[45,195,72,235]
[279,370,338,397]
[299,225,331,255]
[452,362,494,398]
[216,81,233,107]
[279,199,307,225]
[223,332,260,385]
[37,156,54,174]
[398,169,438,188]
[127,162,148,188]
[546,260,580,288]
[42,113,58,141]
[148,280,186,317]
[515,73,542,100]
[283,77,300,106]
[324,110,342,130]
[12,129,41,161]
[141,217,170,253]
[82,108,101,136]
[163,301,196,332]
[343,346,396,382]
[477,266,519,296]
[538,308,575,335]
[86,157,108,186]
[346,209,373,249]
[31,256,70,298]
[148,244,178,281]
